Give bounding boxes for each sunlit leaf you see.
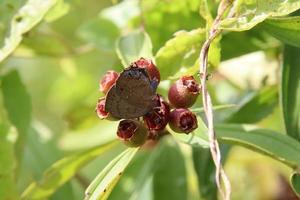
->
[59,121,119,151]
[45,0,70,22]
[225,86,278,123]
[77,17,120,51]
[1,70,31,168]
[116,31,153,67]
[0,124,19,200]
[216,124,300,168]
[281,45,300,141]
[190,104,237,114]
[199,0,213,25]
[174,119,300,168]
[21,141,117,200]
[291,172,300,197]
[165,34,219,80]
[0,1,23,44]
[155,29,206,80]
[262,16,300,48]
[141,0,203,52]
[100,0,139,28]
[208,35,221,68]
[85,148,138,200]
[0,0,58,62]
[219,0,300,31]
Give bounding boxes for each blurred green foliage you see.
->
[0,0,300,200]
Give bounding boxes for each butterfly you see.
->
[105,66,158,119]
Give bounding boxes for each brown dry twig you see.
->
[199,1,234,200]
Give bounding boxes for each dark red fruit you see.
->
[96,98,109,119]
[169,108,198,134]
[168,76,200,108]
[117,119,148,147]
[143,95,170,132]
[133,57,160,83]
[99,70,119,94]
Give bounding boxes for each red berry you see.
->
[169,108,198,134]
[133,57,160,83]
[96,98,109,119]
[143,95,170,132]
[117,119,148,147]
[99,70,119,94]
[168,76,200,108]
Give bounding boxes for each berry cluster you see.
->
[96,58,200,147]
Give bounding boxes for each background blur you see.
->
[0,0,299,199]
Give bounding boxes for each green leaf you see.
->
[225,86,278,123]
[175,119,300,168]
[155,28,206,80]
[281,45,300,140]
[45,0,70,22]
[216,124,300,168]
[140,0,203,52]
[192,146,217,200]
[21,141,117,200]
[208,35,221,68]
[219,0,300,31]
[190,104,237,114]
[59,121,119,151]
[128,148,162,200]
[0,1,23,45]
[1,70,31,168]
[77,17,120,51]
[199,0,213,25]
[291,171,300,197]
[0,124,19,200]
[23,127,76,200]
[110,137,179,200]
[262,16,300,48]
[0,0,58,62]
[153,138,187,200]
[167,33,220,80]
[116,31,153,67]
[85,148,138,200]
[100,0,139,28]
[220,26,280,60]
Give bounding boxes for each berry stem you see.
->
[198,1,234,200]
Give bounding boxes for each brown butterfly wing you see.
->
[105,85,154,119]
[116,67,155,107]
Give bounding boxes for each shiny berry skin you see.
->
[168,76,200,108]
[117,119,148,147]
[96,98,109,119]
[99,70,119,94]
[143,95,170,132]
[133,57,160,83]
[169,108,198,134]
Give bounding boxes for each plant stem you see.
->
[198,1,234,200]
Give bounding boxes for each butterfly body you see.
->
[105,66,157,119]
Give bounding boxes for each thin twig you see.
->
[199,1,234,200]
